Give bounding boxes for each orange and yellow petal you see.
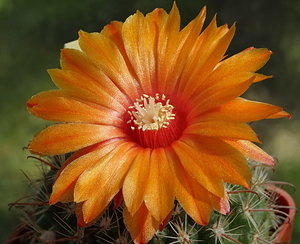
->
[78,31,141,101]
[169,153,227,225]
[123,148,175,224]
[184,121,260,142]
[28,123,126,156]
[48,69,127,112]
[178,135,252,189]
[267,110,291,119]
[143,148,175,223]
[52,141,139,224]
[59,48,131,104]
[122,11,157,95]
[224,139,276,165]
[194,97,288,123]
[76,143,139,224]
[124,202,160,244]
[27,90,123,125]
[179,20,236,97]
[49,141,122,204]
[155,4,182,94]
[187,73,256,119]
[207,48,272,82]
[171,141,225,198]
[74,142,137,204]
[122,148,152,215]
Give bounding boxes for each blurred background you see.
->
[0,0,299,243]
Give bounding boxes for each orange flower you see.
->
[27,3,290,244]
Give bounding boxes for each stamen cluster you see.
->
[127,94,175,131]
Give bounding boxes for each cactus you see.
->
[7,153,291,244]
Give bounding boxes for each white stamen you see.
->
[128,94,175,131]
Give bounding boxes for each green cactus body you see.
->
[7,156,287,244]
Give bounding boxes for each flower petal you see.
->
[74,142,139,223]
[78,30,140,101]
[122,10,157,95]
[207,48,272,82]
[159,6,206,95]
[187,73,256,119]
[48,69,127,112]
[60,48,132,102]
[184,121,260,143]
[27,90,123,125]
[267,110,291,119]
[124,202,160,244]
[194,97,287,122]
[73,142,136,204]
[224,139,275,165]
[169,148,229,210]
[143,148,175,223]
[179,135,252,188]
[64,40,80,50]
[49,141,120,204]
[169,156,219,225]
[156,3,181,94]
[28,123,126,156]
[101,21,126,53]
[123,148,151,215]
[179,20,236,97]
[171,140,225,198]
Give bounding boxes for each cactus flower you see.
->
[27,3,290,244]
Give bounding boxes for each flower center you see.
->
[128,94,175,131]
[127,94,183,148]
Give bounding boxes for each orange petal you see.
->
[48,69,127,112]
[50,181,75,203]
[207,48,272,82]
[194,97,286,123]
[176,192,213,226]
[168,155,216,225]
[224,139,275,165]
[160,6,206,94]
[49,141,120,204]
[60,48,130,101]
[122,10,156,95]
[74,142,139,224]
[267,110,291,119]
[101,21,127,58]
[171,140,225,198]
[28,123,126,156]
[184,121,260,143]
[143,148,175,223]
[78,30,140,101]
[27,90,123,125]
[187,73,256,119]
[124,202,160,244]
[81,197,109,225]
[180,21,235,97]
[180,6,206,43]
[74,142,137,203]
[179,135,252,189]
[123,148,151,215]
[156,3,182,94]
[168,146,229,210]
